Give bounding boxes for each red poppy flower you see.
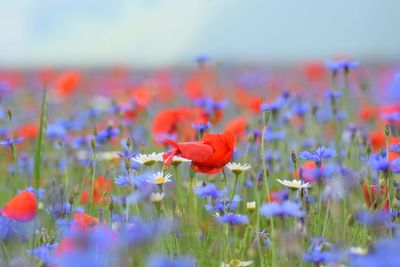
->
[163,131,235,174]
[358,105,378,122]
[302,61,326,82]
[1,191,37,222]
[15,122,38,140]
[224,117,248,141]
[363,180,389,211]
[72,213,99,230]
[55,71,81,98]
[81,176,112,205]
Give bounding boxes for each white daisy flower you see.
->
[276,179,311,190]
[226,162,252,175]
[146,171,172,185]
[150,192,165,203]
[246,201,256,211]
[168,155,191,166]
[76,150,120,161]
[133,152,163,166]
[220,260,253,267]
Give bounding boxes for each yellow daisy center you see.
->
[154,177,166,184]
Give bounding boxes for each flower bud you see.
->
[291,150,297,165]
[385,124,391,138]
[246,201,256,212]
[263,110,271,126]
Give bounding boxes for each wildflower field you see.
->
[0,60,400,267]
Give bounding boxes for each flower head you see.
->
[298,146,337,165]
[133,152,163,166]
[260,200,304,219]
[220,260,253,266]
[146,172,172,185]
[217,213,248,225]
[276,179,311,190]
[163,131,235,174]
[226,162,251,175]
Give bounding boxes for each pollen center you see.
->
[155,177,165,184]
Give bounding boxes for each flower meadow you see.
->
[0,60,400,267]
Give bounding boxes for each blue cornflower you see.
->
[391,158,400,174]
[325,91,342,100]
[382,112,400,121]
[46,122,68,139]
[264,129,286,142]
[147,253,196,267]
[291,99,309,117]
[367,153,390,172]
[390,143,400,153]
[325,60,359,72]
[271,189,290,202]
[357,210,389,226]
[120,216,174,246]
[260,200,304,218]
[336,112,348,121]
[192,121,212,132]
[205,195,241,213]
[217,213,248,225]
[303,237,341,265]
[298,146,337,164]
[193,97,227,115]
[340,60,360,71]
[196,54,209,64]
[96,126,120,144]
[0,137,24,147]
[70,136,88,149]
[0,215,15,240]
[350,232,400,267]
[261,95,287,112]
[114,174,132,187]
[28,243,58,265]
[194,183,227,199]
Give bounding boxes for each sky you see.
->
[0,0,399,67]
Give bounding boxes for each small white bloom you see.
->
[150,192,165,203]
[220,260,253,267]
[226,162,251,174]
[246,201,256,211]
[349,247,368,255]
[146,171,172,185]
[76,150,120,161]
[133,152,163,166]
[167,155,191,165]
[276,179,311,190]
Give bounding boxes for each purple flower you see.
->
[192,121,212,132]
[350,232,400,267]
[194,183,226,199]
[260,200,304,218]
[391,158,400,174]
[28,243,58,265]
[367,153,390,172]
[390,143,400,153]
[217,213,248,225]
[303,237,341,265]
[205,195,241,213]
[147,254,196,267]
[96,126,120,144]
[0,137,24,147]
[46,122,68,139]
[325,91,342,100]
[357,210,389,226]
[325,60,359,72]
[298,146,337,164]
